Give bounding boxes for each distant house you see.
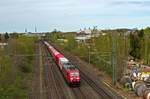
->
[75,29,92,42]
[75,29,100,42]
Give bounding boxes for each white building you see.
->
[75,29,100,42]
[75,29,92,42]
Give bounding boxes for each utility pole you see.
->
[25,28,27,33]
[35,26,37,33]
[124,33,127,58]
[145,34,148,64]
[148,55,150,65]
[112,32,117,85]
[88,45,90,64]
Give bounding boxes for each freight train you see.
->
[43,41,80,86]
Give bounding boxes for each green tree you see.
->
[4,32,9,40]
[64,33,77,51]
[138,29,144,38]
[5,32,9,40]
[130,29,144,59]
[144,27,150,35]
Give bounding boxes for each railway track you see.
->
[51,43,124,99]
[71,87,87,99]
[30,41,124,99]
[80,69,116,99]
[43,43,75,99]
[43,45,63,99]
[67,55,123,99]
[82,72,112,98]
[43,43,102,99]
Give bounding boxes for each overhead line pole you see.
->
[112,32,117,85]
[145,35,148,64]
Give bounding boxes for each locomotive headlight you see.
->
[76,78,80,81]
[70,77,73,81]
[76,77,80,79]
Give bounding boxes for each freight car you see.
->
[44,41,80,86]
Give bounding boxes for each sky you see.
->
[0,0,150,32]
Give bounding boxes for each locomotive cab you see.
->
[64,63,80,86]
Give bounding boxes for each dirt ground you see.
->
[67,54,142,99]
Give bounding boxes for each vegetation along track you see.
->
[29,42,41,99]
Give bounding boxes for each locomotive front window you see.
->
[63,62,76,70]
[68,65,75,70]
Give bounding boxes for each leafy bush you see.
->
[0,35,37,98]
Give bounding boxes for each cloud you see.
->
[0,0,150,32]
[111,0,150,6]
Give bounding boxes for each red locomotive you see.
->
[44,41,80,86]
